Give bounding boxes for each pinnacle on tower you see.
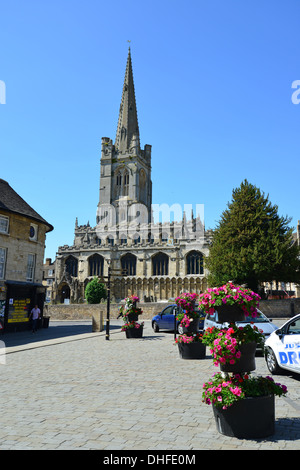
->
[115,47,140,153]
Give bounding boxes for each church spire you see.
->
[115,47,140,153]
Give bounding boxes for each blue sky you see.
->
[1,0,300,261]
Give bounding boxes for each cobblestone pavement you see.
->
[0,319,300,450]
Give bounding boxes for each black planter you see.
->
[220,341,257,373]
[217,304,246,323]
[125,326,143,338]
[178,342,206,360]
[213,394,275,439]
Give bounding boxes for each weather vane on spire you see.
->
[127,40,131,49]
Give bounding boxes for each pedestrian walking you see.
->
[29,305,40,333]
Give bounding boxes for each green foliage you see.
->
[202,372,287,409]
[85,278,107,304]
[206,179,300,292]
[121,321,144,331]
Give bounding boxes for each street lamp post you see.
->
[105,266,127,341]
[174,305,178,341]
[106,266,111,341]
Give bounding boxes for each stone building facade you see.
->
[0,179,53,330]
[53,48,212,303]
[42,258,56,302]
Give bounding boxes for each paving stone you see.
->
[0,320,300,450]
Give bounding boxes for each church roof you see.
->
[0,178,53,232]
[115,47,140,153]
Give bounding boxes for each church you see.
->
[53,48,212,303]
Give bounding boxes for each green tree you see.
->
[85,278,107,304]
[206,180,300,293]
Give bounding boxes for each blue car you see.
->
[152,304,205,333]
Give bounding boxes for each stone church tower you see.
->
[97,47,152,229]
[53,48,211,303]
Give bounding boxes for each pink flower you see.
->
[230,386,242,396]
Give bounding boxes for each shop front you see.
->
[0,281,46,332]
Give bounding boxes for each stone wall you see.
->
[259,298,300,318]
[44,298,300,321]
[44,302,166,321]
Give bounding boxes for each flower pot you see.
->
[125,326,143,338]
[220,341,257,373]
[213,394,275,439]
[178,342,206,360]
[216,304,246,323]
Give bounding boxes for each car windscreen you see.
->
[238,312,268,323]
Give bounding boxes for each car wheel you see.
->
[153,321,159,333]
[265,347,282,375]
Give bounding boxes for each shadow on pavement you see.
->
[273,418,300,441]
[0,321,121,349]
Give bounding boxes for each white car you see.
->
[203,309,278,346]
[265,314,300,375]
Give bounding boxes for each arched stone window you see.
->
[89,254,104,276]
[124,171,129,196]
[120,233,127,245]
[115,167,129,197]
[116,171,122,197]
[65,256,78,277]
[121,253,137,276]
[152,252,169,276]
[186,251,204,275]
[133,233,141,244]
[116,172,122,187]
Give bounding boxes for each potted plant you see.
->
[175,292,200,334]
[202,372,287,438]
[202,323,265,372]
[198,282,261,322]
[118,295,143,322]
[175,332,206,360]
[200,282,288,439]
[119,296,144,338]
[121,321,144,338]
